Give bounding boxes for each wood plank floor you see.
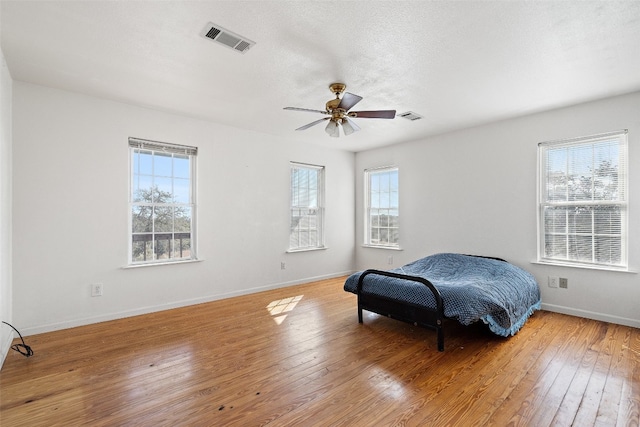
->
[1,276,638,426]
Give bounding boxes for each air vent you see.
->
[201,22,255,54]
[398,111,423,121]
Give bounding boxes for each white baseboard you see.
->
[20,270,355,336]
[0,328,15,369]
[541,303,640,329]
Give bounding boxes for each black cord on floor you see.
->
[2,321,34,357]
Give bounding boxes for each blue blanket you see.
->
[344,253,541,336]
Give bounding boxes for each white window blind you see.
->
[365,166,399,247]
[289,162,325,251]
[538,130,628,269]
[129,137,197,264]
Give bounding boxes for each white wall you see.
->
[0,47,14,364]
[355,91,640,328]
[9,80,640,339]
[12,82,355,335]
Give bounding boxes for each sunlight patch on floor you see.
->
[367,366,408,401]
[266,295,303,325]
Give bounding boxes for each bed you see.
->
[343,253,541,351]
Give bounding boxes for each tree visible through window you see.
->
[129,138,197,264]
[365,166,399,247]
[538,130,628,269]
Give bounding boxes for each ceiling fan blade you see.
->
[338,92,363,111]
[284,107,329,115]
[295,117,330,131]
[351,110,396,119]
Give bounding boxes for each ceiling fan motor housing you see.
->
[326,83,346,112]
[326,99,341,111]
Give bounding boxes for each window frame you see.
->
[128,137,198,266]
[288,162,325,252]
[537,130,628,270]
[364,166,399,248]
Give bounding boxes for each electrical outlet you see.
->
[91,283,103,297]
[559,278,568,289]
[388,256,393,265]
[280,262,286,270]
[548,276,559,288]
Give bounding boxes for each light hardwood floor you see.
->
[1,276,638,426]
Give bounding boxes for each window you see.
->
[129,137,197,264]
[289,162,325,251]
[538,130,628,269]
[365,166,399,247]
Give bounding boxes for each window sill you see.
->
[286,247,328,254]
[362,245,403,251]
[123,259,203,269]
[531,260,636,273]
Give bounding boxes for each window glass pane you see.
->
[307,188,317,207]
[154,235,172,260]
[545,151,568,202]
[175,207,191,233]
[132,150,139,173]
[379,211,389,227]
[539,131,626,268]
[370,174,380,192]
[390,228,399,244]
[154,177,173,202]
[370,192,380,208]
[543,207,566,233]
[131,175,139,200]
[289,163,324,250]
[568,235,593,262]
[380,228,389,244]
[133,175,153,203]
[173,178,190,204]
[154,152,173,177]
[173,155,190,179]
[174,236,191,259]
[132,239,153,262]
[154,206,173,233]
[370,228,380,244]
[568,208,592,234]
[308,231,317,247]
[380,173,390,192]
[370,211,379,227]
[389,209,399,227]
[129,139,196,265]
[379,191,390,209]
[132,206,153,233]
[545,234,566,258]
[594,207,621,234]
[137,150,153,175]
[390,172,398,191]
[309,172,317,191]
[365,167,398,246]
[289,230,299,248]
[299,230,309,248]
[595,236,621,264]
[390,190,399,208]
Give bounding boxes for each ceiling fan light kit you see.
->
[325,120,340,137]
[341,117,358,135]
[284,83,396,138]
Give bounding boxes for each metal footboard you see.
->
[356,269,445,352]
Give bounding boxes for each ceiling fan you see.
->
[283,83,396,137]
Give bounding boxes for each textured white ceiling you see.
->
[2,1,640,152]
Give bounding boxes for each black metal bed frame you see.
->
[356,269,445,351]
